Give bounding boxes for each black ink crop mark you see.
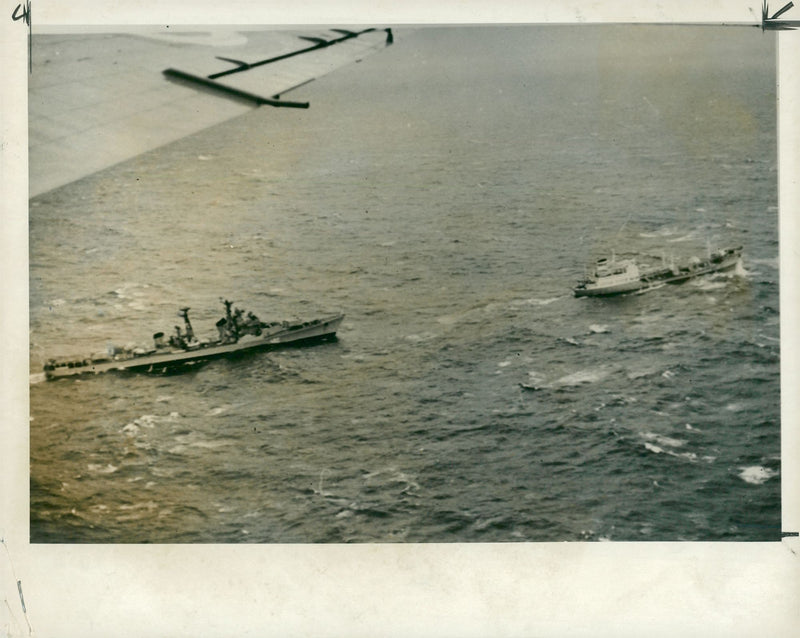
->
[12,0,32,73]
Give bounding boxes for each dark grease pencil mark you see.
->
[11,0,32,73]
[11,0,29,25]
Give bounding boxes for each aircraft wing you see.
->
[28,27,392,198]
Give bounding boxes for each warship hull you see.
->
[44,314,344,380]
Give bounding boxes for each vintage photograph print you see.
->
[29,25,779,543]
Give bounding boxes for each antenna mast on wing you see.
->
[761,0,798,29]
[163,28,394,108]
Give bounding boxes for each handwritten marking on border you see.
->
[11,0,30,26]
[11,0,32,73]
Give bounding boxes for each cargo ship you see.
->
[573,246,742,297]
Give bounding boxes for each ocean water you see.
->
[29,26,780,543]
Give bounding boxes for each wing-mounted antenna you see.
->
[163,27,392,108]
[761,0,798,29]
[298,36,330,46]
[214,56,252,72]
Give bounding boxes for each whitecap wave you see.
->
[112,282,150,300]
[667,234,696,243]
[122,423,140,435]
[125,414,157,430]
[738,466,778,485]
[639,226,677,238]
[115,500,159,522]
[733,260,750,278]
[627,366,660,380]
[641,433,710,463]
[405,332,437,342]
[121,412,180,433]
[690,278,728,291]
[588,324,609,334]
[87,463,119,474]
[511,296,562,307]
[436,313,460,325]
[642,443,701,463]
[725,402,747,412]
[29,372,47,385]
[525,371,548,387]
[190,439,234,450]
[555,368,609,386]
[118,501,158,511]
[641,432,685,448]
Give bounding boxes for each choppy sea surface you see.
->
[29,26,779,543]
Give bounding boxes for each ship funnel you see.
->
[153,331,165,348]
